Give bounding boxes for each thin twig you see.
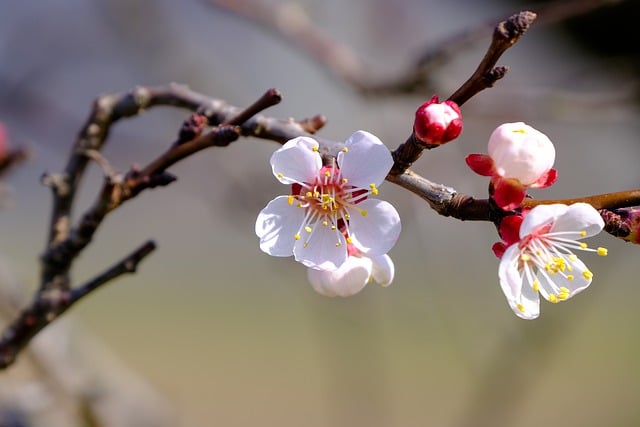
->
[0,241,156,369]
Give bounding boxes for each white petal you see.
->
[520,204,568,237]
[515,276,541,320]
[537,255,591,300]
[337,131,393,188]
[487,122,555,185]
[550,203,604,238]
[293,222,347,270]
[307,256,373,297]
[370,254,394,287]
[255,196,305,256]
[270,137,322,184]
[498,245,523,302]
[347,199,401,255]
[498,246,540,319]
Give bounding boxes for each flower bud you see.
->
[487,122,555,186]
[605,207,640,244]
[413,95,462,146]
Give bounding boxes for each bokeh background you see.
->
[1,0,639,426]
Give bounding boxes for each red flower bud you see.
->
[413,95,462,146]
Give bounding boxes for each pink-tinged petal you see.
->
[370,254,394,287]
[519,204,568,236]
[493,178,526,211]
[307,256,372,297]
[338,131,392,187]
[270,136,322,184]
[294,224,347,270]
[530,168,558,189]
[347,199,401,255]
[550,203,604,238]
[255,196,305,256]
[465,154,495,176]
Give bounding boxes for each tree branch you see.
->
[0,241,156,369]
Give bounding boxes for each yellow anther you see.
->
[580,242,588,249]
[512,128,526,134]
[558,293,569,301]
[313,191,320,198]
[566,275,574,281]
[579,230,587,237]
[306,191,313,197]
[294,233,301,240]
[520,254,531,262]
[548,294,558,303]
[369,183,379,195]
[322,221,328,226]
[597,247,608,256]
[346,237,353,244]
[287,195,294,205]
[583,270,593,280]
[331,225,336,230]
[312,145,319,152]
[568,254,578,262]
[532,280,540,292]
[305,226,312,233]
[342,147,348,153]
[277,172,284,178]
[324,171,331,178]
[360,210,368,217]
[345,214,351,220]
[297,202,303,208]
[335,242,341,247]
[517,303,525,313]
[559,287,570,294]
[303,242,308,248]
[342,178,349,183]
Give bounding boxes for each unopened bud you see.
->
[413,95,462,146]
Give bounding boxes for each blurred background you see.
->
[0,0,639,426]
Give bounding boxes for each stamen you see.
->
[579,230,587,237]
[312,145,319,152]
[517,303,525,313]
[287,195,294,205]
[305,226,312,233]
[294,233,301,240]
[342,147,349,153]
[597,247,608,256]
[548,294,558,303]
[532,280,540,292]
[583,270,593,280]
[369,183,379,195]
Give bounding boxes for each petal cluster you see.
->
[466,122,557,210]
[256,131,401,271]
[497,203,607,320]
[413,95,462,146]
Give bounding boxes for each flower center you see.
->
[289,164,375,248]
